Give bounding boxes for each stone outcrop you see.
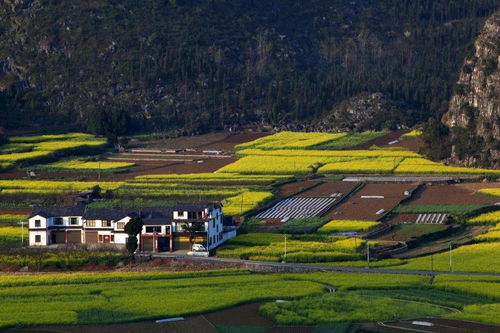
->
[442,12,500,168]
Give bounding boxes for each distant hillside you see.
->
[0,0,498,137]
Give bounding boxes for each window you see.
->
[116,222,125,230]
[102,220,112,227]
[35,235,41,243]
[70,217,78,225]
[188,211,203,219]
[111,235,114,242]
[54,217,63,225]
[34,220,41,227]
[86,220,96,227]
[98,235,103,242]
[145,226,161,233]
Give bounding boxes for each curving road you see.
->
[149,253,500,277]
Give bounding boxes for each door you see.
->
[85,231,98,243]
[103,235,111,243]
[51,231,65,244]
[142,237,154,252]
[157,237,169,252]
[173,237,191,251]
[67,231,82,244]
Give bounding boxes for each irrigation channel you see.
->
[149,253,500,277]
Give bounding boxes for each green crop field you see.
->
[393,204,493,216]
[390,242,500,273]
[0,269,498,328]
[216,233,365,262]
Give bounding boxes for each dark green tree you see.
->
[125,217,144,254]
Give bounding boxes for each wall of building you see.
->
[29,230,48,246]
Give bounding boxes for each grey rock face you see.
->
[442,12,500,167]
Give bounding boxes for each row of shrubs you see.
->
[0,248,130,270]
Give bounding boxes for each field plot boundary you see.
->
[256,197,338,219]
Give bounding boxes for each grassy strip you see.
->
[393,204,492,216]
[311,132,387,150]
[276,217,329,234]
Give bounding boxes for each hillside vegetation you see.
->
[0,0,498,137]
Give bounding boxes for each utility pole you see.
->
[449,242,452,272]
[240,192,244,215]
[283,234,287,263]
[18,221,27,247]
[367,241,370,267]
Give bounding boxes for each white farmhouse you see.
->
[28,203,234,252]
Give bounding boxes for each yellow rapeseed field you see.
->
[223,191,273,215]
[402,130,422,138]
[237,148,420,158]
[477,188,500,197]
[467,211,500,225]
[45,159,134,170]
[318,157,404,174]
[235,131,347,150]
[134,173,289,183]
[394,158,500,175]
[318,220,381,233]
[0,180,123,194]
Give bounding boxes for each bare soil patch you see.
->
[277,180,323,198]
[296,181,358,198]
[408,183,500,205]
[0,158,237,181]
[0,208,32,215]
[385,137,422,151]
[131,132,230,150]
[379,317,500,333]
[204,302,274,327]
[351,130,409,149]
[325,183,418,220]
[16,316,219,333]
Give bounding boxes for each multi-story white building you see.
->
[28,203,233,252]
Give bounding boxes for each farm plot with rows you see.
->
[407,184,500,206]
[324,183,417,220]
[256,197,338,220]
[295,181,358,198]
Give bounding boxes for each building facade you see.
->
[28,203,232,252]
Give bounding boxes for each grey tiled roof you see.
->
[30,206,86,218]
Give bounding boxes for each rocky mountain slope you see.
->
[442,12,500,168]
